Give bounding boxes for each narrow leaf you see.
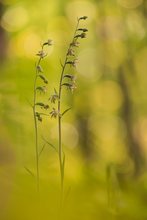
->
[39,144,46,157]
[42,136,58,153]
[62,108,71,116]
[25,98,33,108]
[62,152,66,180]
[54,88,58,95]
[24,167,35,177]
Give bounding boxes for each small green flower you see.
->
[36,50,47,58]
[78,28,88,32]
[70,41,80,47]
[35,102,49,109]
[75,32,86,39]
[43,39,53,46]
[49,95,58,103]
[79,16,88,20]
[35,112,42,122]
[37,65,43,72]
[62,82,77,93]
[66,59,78,68]
[67,48,75,56]
[50,108,60,118]
[35,102,45,107]
[80,32,86,38]
[69,83,77,93]
[44,104,49,110]
[36,86,47,94]
[49,89,59,103]
[47,39,53,45]
[64,74,76,82]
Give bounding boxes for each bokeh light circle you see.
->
[1,5,28,32]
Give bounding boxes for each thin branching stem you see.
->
[33,45,44,193]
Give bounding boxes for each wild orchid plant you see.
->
[30,16,88,197]
[48,16,88,201]
[32,39,52,192]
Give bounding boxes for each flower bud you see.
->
[79,16,88,20]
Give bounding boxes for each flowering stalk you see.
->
[33,40,52,192]
[49,16,88,201]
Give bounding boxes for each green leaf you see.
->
[24,167,34,177]
[42,136,58,153]
[39,144,46,157]
[62,108,71,116]
[62,152,66,180]
[54,88,58,95]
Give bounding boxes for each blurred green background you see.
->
[1,0,147,219]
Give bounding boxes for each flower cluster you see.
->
[35,40,52,122]
[35,112,42,122]
[48,16,88,119]
[35,102,49,110]
[62,16,88,93]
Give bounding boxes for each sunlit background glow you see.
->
[0,0,147,219]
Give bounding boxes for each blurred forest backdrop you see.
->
[1,0,147,219]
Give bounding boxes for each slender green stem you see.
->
[33,104,39,192]
[58,61,66,201]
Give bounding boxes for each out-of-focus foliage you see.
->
[1,0,147,219]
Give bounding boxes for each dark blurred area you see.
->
[0,1,8,61]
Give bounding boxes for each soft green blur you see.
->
[1,0,147,219]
